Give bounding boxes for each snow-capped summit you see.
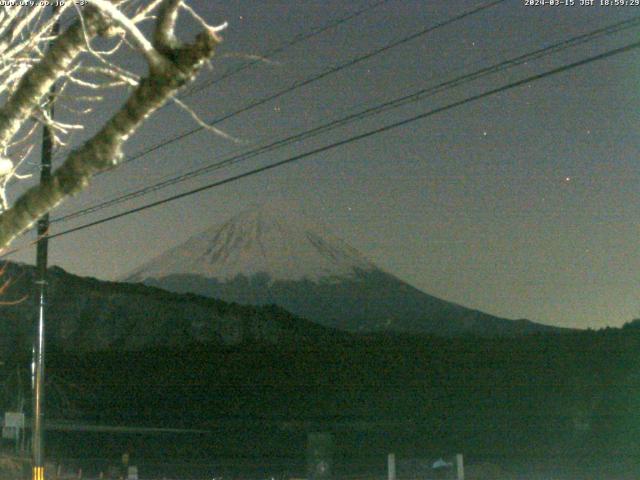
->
[126,206,375,284]
[126,205,565,336]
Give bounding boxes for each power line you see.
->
[33,0,388,176]
[49,0,508,221]
[110,0,507,171]
[52,15,640,224]
[35,38,640,244]
[179,0,391,99]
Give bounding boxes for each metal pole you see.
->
[32,7,58,480]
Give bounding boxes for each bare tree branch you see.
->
[0,1,222,248]
[0,7,111,152]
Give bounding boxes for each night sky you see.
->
[6,1,640,329]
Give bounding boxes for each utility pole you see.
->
[32,6,59,480]
[32,92,52,480]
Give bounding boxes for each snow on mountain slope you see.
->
[125,206,565,336]
[127,207,375,284]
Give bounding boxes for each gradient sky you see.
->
[6,0,640,329]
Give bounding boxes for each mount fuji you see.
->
[125,207,564,336]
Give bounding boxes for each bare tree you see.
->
[0,0,226,249]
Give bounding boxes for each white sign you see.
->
[4,412,24,429]
[127,466,138,480]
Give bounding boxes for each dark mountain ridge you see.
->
[0,257,569,361]
[0,262,349,356]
